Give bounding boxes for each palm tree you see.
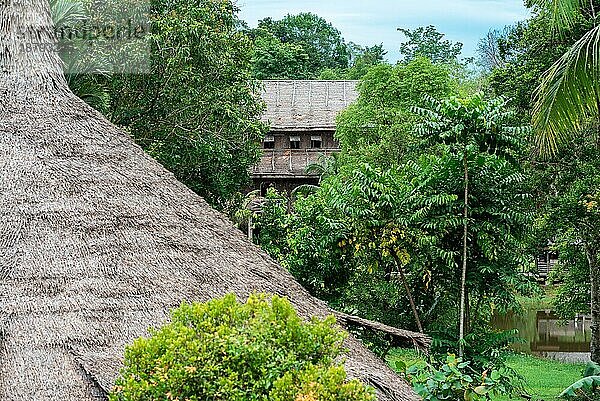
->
[532,0,600,155]
[49,0,85,26]
[305,152,341,183]
[50,0,111,110]
[532,0,600,363]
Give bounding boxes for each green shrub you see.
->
[109,293,375,401]
[271,364,375,401]
[403,354,522,401]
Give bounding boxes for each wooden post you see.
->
[248,215,253,240]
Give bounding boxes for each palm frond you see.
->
[528,0,587,31]
[291,184,319,201]
[50,0,86,28]
[67,76,110,111]
[532,24,600,156]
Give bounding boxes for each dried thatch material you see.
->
[261,80,359,131]
[0,2,425,400]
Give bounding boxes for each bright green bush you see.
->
[271,364,375,401]
[109,293,375,401]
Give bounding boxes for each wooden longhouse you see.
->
[253,80,359,194]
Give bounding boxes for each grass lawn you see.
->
[499,354,586,401]
[386,349,586,401]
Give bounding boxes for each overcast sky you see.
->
[237,0,530,62]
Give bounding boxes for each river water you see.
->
[492,309,591,363]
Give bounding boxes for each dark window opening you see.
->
[264,135,275,149]
[311,135,322,149]
[290,136,301,149]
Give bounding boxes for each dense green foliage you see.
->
[488,7,594,120]
[250,29,312,79]
[336,57,454,163]
[247,13,386,80]
[252,90,537,356]
[404,354,522,401]
[110,293,375,401]
[398,25,464,64]
[248,13,350,79]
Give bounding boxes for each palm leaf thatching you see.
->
[0,2,427,400]
[261,80,359,131]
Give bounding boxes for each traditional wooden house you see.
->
[253,80,359,195]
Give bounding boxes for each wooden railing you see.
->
[253,148,340,175]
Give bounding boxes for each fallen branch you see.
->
[335,311,432,353]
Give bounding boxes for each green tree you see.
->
[319,43,387,80]
[255,187,351,302]
[487,9,591,119]
[335,57,455,165]
[398,25,463,64]
[104,0,267,209]
[413,94,534,356]
[346,43,387,79]
[249,29,312,79]
[324,162,462,333]
[255,13,350,78]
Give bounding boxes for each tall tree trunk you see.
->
[459,150,469,357]
[393,252,424,333]
[585,243,600,363]
[592,95,600,362]
[465,289,471,334]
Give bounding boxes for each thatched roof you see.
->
[0,3,426,400]
[261,80,359,131]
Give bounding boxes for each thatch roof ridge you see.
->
[261,79,359,131]
[0,2,421,400]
